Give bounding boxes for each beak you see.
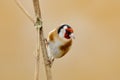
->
[70,33,75,39]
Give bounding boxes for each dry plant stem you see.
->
[32,0,41,18]
[15,0,52,80]
[15,0,35,23]
[34,27,41,80]
[33,0,52,80]
[39,27,52,80]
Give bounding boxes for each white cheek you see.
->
[64,26,68,29]
[59,28,65,39]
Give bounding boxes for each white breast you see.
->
[47,38,63,59]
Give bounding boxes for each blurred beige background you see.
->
[0,0,120,80]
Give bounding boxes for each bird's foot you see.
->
[46,58,54,68]
[44,38,49,46]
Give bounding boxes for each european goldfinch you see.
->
[47,24,75,66]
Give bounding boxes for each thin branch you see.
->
[15,0,35,23]
[34,26,41,80]
[32,0,41,18]
[39,27,52,80]
[32,0,52,80]
[15,0,52,80]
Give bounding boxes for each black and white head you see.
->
[58,24,75,40]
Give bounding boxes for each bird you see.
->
[46,24,75,66]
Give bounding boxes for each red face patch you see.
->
[64,27,74,39]
[66,28,73,33]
